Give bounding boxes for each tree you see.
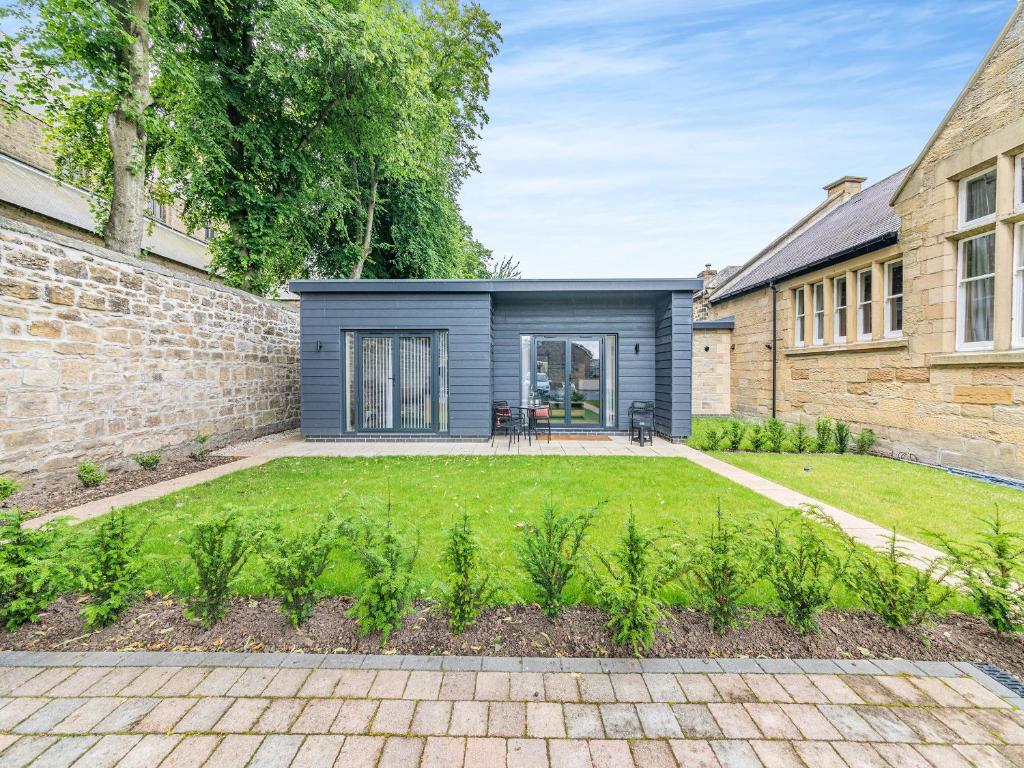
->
[3,0,164,256]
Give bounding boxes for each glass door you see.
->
[569,339,601,425]
[532,337,604,427]
[534,339,567,422]
[354,331,447,433]
[399,335,433,430]
[360,335,394,430]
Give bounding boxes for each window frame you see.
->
[957,166,997,230]
[793,287,806,347]
[883,259,903,338]
[832,276,847,344]
[1016,154,1024,212]
[956,232,997,352]
[856,268,872,341]
[812,282,825,346]
[1013,222,1024,350]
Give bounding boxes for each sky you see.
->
[459,0,1015,279]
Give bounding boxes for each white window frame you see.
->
[883,259,903,338]
[957,166,997,230]
[833,276,847,344]
[956,232,996,352]
[812,282,825,346]
[856,268,872,341]
[794,287,806,347]
[1015,154,1024,212]
[1013,222,1024,349]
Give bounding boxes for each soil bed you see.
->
[4,455,242,517]
[4,595,1022,680]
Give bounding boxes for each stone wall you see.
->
[691,327,732,416]
[0,217,300,485]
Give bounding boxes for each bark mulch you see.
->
[3,455,243,518]
[3,595,1022,680]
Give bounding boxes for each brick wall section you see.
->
[0,217,299,484]
[691,327,731,416]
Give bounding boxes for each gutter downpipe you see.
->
[770,282,777,418]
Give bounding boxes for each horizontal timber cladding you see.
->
[490,292,686,434]
[654,292,694,439]
[298,292,493,437]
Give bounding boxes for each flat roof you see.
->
[288,278,702,294]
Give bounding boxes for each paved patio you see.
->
[0,652,1021,767]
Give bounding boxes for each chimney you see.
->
[699,263,717,282]
[823,175,867,201]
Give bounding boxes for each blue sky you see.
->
[460,0,1015,278]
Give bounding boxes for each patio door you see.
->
[532,336,605,427]
[356,331,444,433]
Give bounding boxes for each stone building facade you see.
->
[0,216,300,485]
[707,5,1024,480]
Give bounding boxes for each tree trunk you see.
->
[102,0,151,256]
[349,162,378,279]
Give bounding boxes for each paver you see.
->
[291,735,348,768]
[73,734,141,768]
[291,699,343,734]
[526,702,565,738]
[636,703,682,738]
[25,734,98,768]
[248,734,303,768]
[410,701,452,736]
[215,697,269,732]
[449,700,488,736]
[791,740,846,768]
[669,739,720,768]
[404,671,443,700]
[464,737,506,766]
[548,738,592,768]
[115,735,181,768]
[421,736,466,768]
[630,739,678,768]
[487,702,526,737]
[564,704,604,739]
[332,700,378,734]
[205,734,263,768]
[599,704,643,739]
[336,735,385,768]
[589,739,634,768]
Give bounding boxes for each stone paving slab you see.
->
[0,653,1021,767]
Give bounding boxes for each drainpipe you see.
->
[770,282,777,419]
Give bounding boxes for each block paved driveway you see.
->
[0,653,1022,767]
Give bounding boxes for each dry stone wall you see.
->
[0,217,299,485]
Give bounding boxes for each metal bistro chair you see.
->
[628,400,655,446]
[529,404,552,443]
[492,401,525,448]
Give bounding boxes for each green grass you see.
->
[71,455,872,608]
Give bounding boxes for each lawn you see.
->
[72,455,866,607]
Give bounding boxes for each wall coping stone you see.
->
[931,350,1024,367]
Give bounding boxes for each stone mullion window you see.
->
[1014,222,1024,349]
[832,275,848,344]
[793,287,807,347]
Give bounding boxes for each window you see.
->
[1013,223,1023,349]
[1016,154,1024,212]
[833,276,847,343]
[794,287,806,346]
[146,198,166,223]
[812,282,824,345]
[958,167,997,228]
[204,225,215,241]
[957,233,996,350]
[884,260,903,337]
[856,269,872,341]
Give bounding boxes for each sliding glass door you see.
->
[530,335,615,428]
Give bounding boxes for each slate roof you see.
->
[711,167,908,303]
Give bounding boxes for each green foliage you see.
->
[842,531,952,630]
[722,420,746,451]
[790,422,812,453]
[760,509,846,633]
[133,452,161,470]
[686,504,760,633]
[0,476,19,504]
[264,516,340,628]
[516,501,597,620]
[78,510,148,631]
[814,417,833,453]
[834,421,851,454]
[190,434,211,462]
[0,508,70,630]
[437,512,496,633]
[748,423,767,452]
[340,507,419,643]
[936,512,1024,633]
[855,429,876,455]
[589,513,683,655]
[183,509,262,627]
[77,459,107,488]
[764,419,786,453]
[699,426,722,451]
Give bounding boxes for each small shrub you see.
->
[842,530,952,630]
[184,508,261,628]
[341,507,419,643]
[0,476,19,505]
[761,508,846,633]
[834,421,851,454]
[936,512,1024,633]
[0,508,70,630]
[438,512,496,634]
[686,504,760,633]
[748,423,767,452]
[589,513,683,655]
[77,459,107,488]
[264,516,340,628]
[190,434,211,462]
[699,425,723,451]
[516,501,598,620]
[814,417,833,453]
[722,420,746,451]
[855,429,876,455]
[764,418,786,453]
[790,422,812,453]
[133,452,161,471]
[78,510,148,631]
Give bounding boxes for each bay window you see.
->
[856,269,872,340]
[812,282,824,345]
[884,260,903,337]
[833,276,847,343]
[794,287,806,346]
[957,233,996,350]
[958,167,997,229]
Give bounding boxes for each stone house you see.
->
[706,4,1024,480]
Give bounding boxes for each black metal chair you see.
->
[492,401,525,447]
[628,400,655,446]
[529,404,552,443]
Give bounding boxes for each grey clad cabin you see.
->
[288,278,701,441]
